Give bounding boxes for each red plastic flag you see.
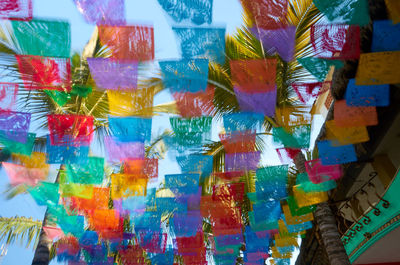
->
[16,55,71,91]
[0,0,32,21]
[240,0,288,29]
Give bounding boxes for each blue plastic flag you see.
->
[372,20,400,52]
[223,112,264,133]
[159,59,209,93]
[173,26,226,64]
[252,200,282,224]
[46,136,89,164]
[108,116,152,142]
[177,154,213,181]
[345,79,390,106]
[157,0,213,25]
[317,140,357,165]
[165,173,200,195]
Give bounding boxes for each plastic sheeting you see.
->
[72,0,125,25]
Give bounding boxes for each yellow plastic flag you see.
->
[356,51,400,85]
[326,120,369,145]
[282,204,313,226]
[111,174,148,199]
[385,0,400,24]
[293,185,328,208]
[107,87,156,117]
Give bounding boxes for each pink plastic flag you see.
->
[240,0,288,30]
[98,25,154,61]
[87,58,138,90]
[305,159,342,184]
[43,226,64,240]
[73,0,125,25]
[3,162,47,186]
[0,83,18,111]
[16,55,71,91]
[311,24,360,59]
[105,137,145,162]
[0,0,32,21]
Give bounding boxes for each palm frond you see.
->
[0,216,42,249]
[2,184,29,200]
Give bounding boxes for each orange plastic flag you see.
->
[334,100,378,127]
[355,51,400,85]
[385,0,400,24]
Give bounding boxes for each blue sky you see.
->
[0,0,244,264]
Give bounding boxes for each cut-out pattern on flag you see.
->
[173,85,215,117]
[355,51,400,85]
[220,131,256,153]
[293,185,328,208]
[223,112,264,133]
[345,79,389,107]
[173,211,202,237]
[292,82,324,105]
[0,110,30,135]
[169,116,212,148]
[47,114,94,146]
[105,137,145,162]
[305,159,342,184]
[326,120,369,145]
[87,58,138,90]
[251,26,296,62]
[176,154,213,180]
[16,55,71,91]
[317,140,357,165]
[310,24,360,59]
[313,0,370,25]
[173,26,226,64]
[297,57,344,82]
[12,152,47,169]
[276,148,301,164]
[372,20,400,52]
[234,87,277,116]
[107,88,156,117]
[71,187,110,213]
[230,59,277,92]
[272,125,311,149]
[252,200,282,223]
[45,90,71,107]
[225,151,261,171]
[3,162,47,186]
[29,181,59,207]
[0,0,32,21]
[160,59,209,93]
[165,173,200,195]
[124,158,158,180]
[0,83,18,111]
[385,0,400,24]
[240,0,288,29]
[46,136,89,164]
[109,116,152,142]
[98,25,154,61]
[157,0,213,25]
[255,165,288,200]
[111,174,148,199]
[334,100,378,127]
[73,0,125,25]
[12,19,70,57]
[66,157,104,185]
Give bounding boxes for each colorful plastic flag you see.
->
[3,162,48,186]
[12,19,70,57]
[326,120,369,145]
[313,0,369,25]
[385,0,400,24]
[345,79,390,107]
[87,58,138,90]
[73,0,125,25]
[159,59,209,93]
[251,26,296,62]
[0,0,32,20]
[173,85,215,117]
[292,82,324,105]
[173,26,226,64]
[234,87,277,116]
[108,116,152,142]
[272,125,311,149]
[16,55,71,91]
[107,88,156,117]
[305,159,342,184]
[225,151,261,171]
[223,112,264,133]
[98,25,154,61]
[105,137,145,162]
[0,83,18,111]
[317,140,357,165]
[157,0,213,25]
[240,0,288,29]
[334,100,378,127]
[297,57,344,82]
[310,24,360,59]
[372,20,400,52]
[355,51,400,85]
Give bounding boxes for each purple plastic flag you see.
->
[251,26,296,62]
[225,151,261,171]
[73,0,125,25]
[0,110,31,142]
[87,58,138,90]
[234,87,276,116]
[104,137,145,162]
